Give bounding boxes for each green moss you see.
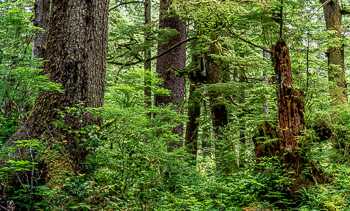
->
[45,153,74,189]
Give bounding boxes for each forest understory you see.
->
[1,0,350,210]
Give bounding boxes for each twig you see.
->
[0,205,11,211]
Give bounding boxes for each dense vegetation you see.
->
[0,0,350,210]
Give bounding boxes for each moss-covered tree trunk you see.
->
[185,54,202,162]
[10,0,109,169]
[273,40,306,178]
[263,47,270,115]
[321,0,347,106]
[144,0,152,111]
[204,43,229,172]
[155,0,186,142]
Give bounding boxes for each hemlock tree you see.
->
[321,0,348,106]
[204,42,229,172]
[11,0,109,171]
[32,0,50,59]
[155,0,186,141]
[185,53,203,162]
[144,0,152,110]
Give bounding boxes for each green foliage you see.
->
[1,0,350,210]
[0,1,62,143]
[329,106,350,158]
[0,138,50,210]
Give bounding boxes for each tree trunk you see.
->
[32,0,50,59]
[263,47,270,115]
[238,60,246,145]
[204,43,229,172]
[321,0,347,106]
[11,0,110,170]
[273,40,306,178]
[155,0,186,141]
[185,54,202,162]
[144,0,152,111]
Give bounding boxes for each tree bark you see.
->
[32,0,50,59]
[204,42,229,172]
[155,0,186,141]
[185,54,202,162]
[10,0,110,168]
[273,40,306,177]
[263,47,270,115]
[144,0,152,111]
[321,0,347,106]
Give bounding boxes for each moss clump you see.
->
[45,152,74,189]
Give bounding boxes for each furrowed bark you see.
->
[10,0,109,169]
[32,0,50,59]
[155,0,186,143]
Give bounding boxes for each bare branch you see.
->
[228,96,253,114]
[109,1,143,12]
[226,28,272,54]
[341,9,350,15]
[108,37,198,67]
[0,205,11,211]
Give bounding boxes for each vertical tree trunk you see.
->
[204,43,229,172]
[11,0,110,169]
[32,0,50,59]
[321,0,347,106]
[185,54,202,162]
[238,62,246,145]
[273,40,306,177]
[263,47,270,115]
[144,0,152,111]
[155,0,186,141]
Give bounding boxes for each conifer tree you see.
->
[11,0,110,171]
[321,0,348,106]
[155,0,186,141]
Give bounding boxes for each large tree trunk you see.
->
[185,54,202,162]
[273,40,306,178]
[204,43,229,172]
[155,0,186,141]
[32,0,50,59]
[321,0,347,106]
[11,0,109,169]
